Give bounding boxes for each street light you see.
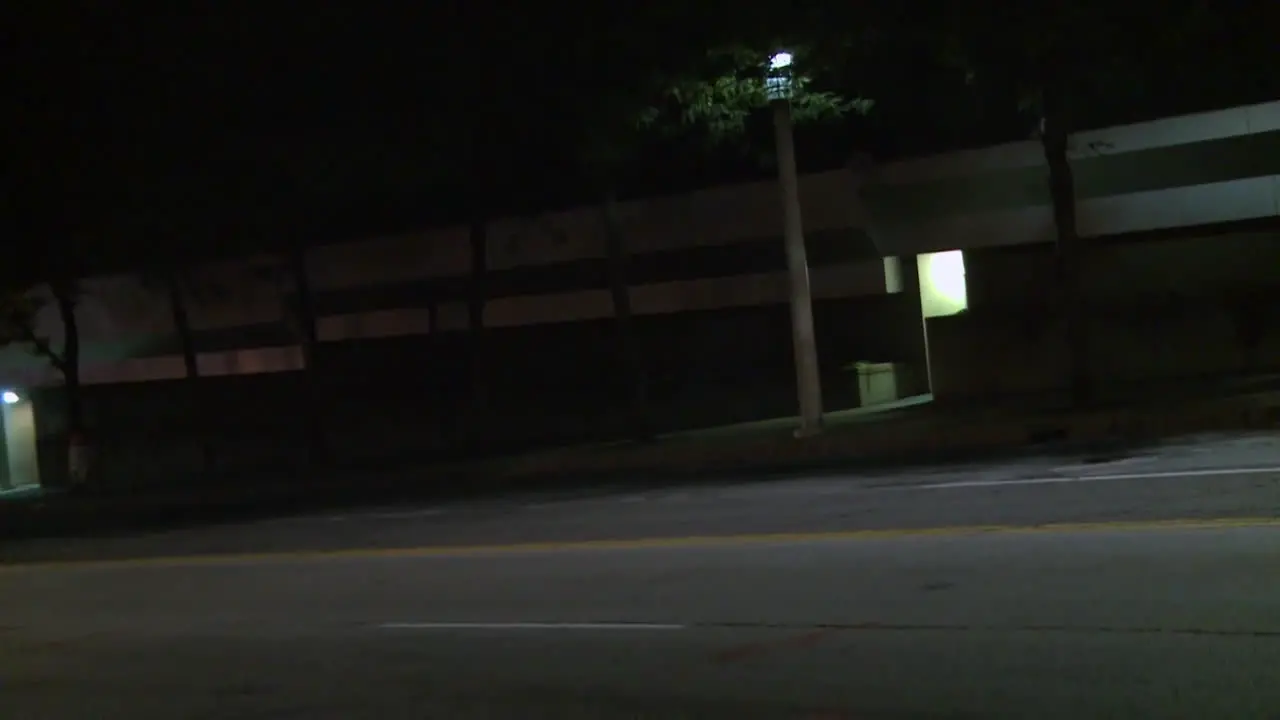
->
[767,50,823,437]
[2,391,19,405]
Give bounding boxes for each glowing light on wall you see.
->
[919,250,967,318]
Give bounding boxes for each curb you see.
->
[490,393,1280,481]
[3,394,1277,543]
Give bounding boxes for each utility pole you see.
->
[768,51,823,436]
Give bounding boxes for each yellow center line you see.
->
[2,516,1277,572]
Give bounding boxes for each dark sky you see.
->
[4,6,963,221]
[5,3,1278,273]
[9,6,764,243]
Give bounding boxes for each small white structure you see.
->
[0,389,40,491]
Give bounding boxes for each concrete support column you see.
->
[884,255,932,395]
[773,99,824,436]
[2,394,40,490]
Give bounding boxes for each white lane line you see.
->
[1088,466,1280,481]
[325,508,445,521]
[900,465,1280,491]
[378,622,685,631]
[371,509,445,520]
[900,476,1082,490]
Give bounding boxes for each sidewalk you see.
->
[487,385,1280,481]
[3,384,1278,542]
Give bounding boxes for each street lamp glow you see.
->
[766,51,796,101]
[2,391,19,405]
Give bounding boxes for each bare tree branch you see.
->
[8,314,67,373]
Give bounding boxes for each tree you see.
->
[1,280,81,419]
[249,245,328,464]
[569,29,874,439]
[286,243,329,464]
[466,214,488,422]
[165,269,200,381]
[921,0,1256,407]
[284,245,320,375]
[0,267,85,487]
[415,15,572,440]
[137,257,209,384]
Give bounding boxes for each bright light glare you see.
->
[921,250,968,318]
[769,52,793,70]
[2,391,19,405]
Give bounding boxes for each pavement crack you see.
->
[712,628,836,664]
[918,581,956,592]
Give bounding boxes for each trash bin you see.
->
[851,361,899,407]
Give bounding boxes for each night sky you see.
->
[6,3,1279,275]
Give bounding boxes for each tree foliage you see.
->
[0,291,65,370]
[575,45,875,190]
[918,1,1275,135]
[0,278,84,437]
[899,0,1279,407]
[562,1,897,189]
[641,46,873,145]
[0,217,86,382]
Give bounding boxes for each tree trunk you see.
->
[289,248,319,363]
[1040,77,1090,408]
[167,274,199,379]
[602,190,649,440]
[467,215,488,415]
[51,282,86,489]
[51,283,82,432]
[167,272,213,473]
[288,248,328,463]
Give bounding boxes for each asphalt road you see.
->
[3,526,1278,718]
[2,437,1279,717]
[3,433,1279,564]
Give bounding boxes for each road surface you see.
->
[4,431,1279,564]
[2,435,1278,717]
